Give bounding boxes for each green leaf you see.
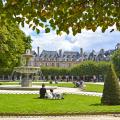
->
[39,23,44,28]
[40,17,46,22]
[45,28,50,33]
[56,30,60,35]
[29,24,33,28]
[21,21,24,27]
[36,28,40,34]
[102,27,106,33]
[32,26,36,30]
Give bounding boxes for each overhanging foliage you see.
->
[0,19,32,74]
[0,0,120,35]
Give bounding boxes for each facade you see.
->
[32,43,120,68]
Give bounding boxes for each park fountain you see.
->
[0,49,57,91]
[14,49,41,87]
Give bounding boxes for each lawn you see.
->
[0,94,119,115]
[0,82,19,85]
[0,81,75,87]
[84,83,103,93]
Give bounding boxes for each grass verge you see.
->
[84,83,103,93]
[0,82,75,87]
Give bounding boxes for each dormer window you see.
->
[72,55,75,58]
[67,55,70,58]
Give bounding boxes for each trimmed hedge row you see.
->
[41,67,70,76]
[41,61,110,77]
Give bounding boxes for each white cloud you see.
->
[20,24,120,53]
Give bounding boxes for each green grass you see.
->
[0,82,75,87]
[0,82,19,85]
[0,94,119,115]
[84,83,103,93]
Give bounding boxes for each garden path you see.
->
[0,115,120,120]
[0,86,102,96]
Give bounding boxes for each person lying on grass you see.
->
[45,89,64,99]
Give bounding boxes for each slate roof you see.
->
[104,50,114,56]
[33,43,120,62]
[40,50,58,58]
[34,49,113,62]
[62,51,80,59]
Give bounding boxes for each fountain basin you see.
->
[14,66,40,74]
[14,66,41,87]
[13,49,42,87]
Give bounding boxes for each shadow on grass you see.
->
[90,103,102,106]
[90,103,120,106]
[33,97,64,100]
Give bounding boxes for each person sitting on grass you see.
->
[49,89,64,99]
[39,83,46,99]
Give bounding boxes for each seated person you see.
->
[39,83,46,98]
[79,80,86,89]
[74,81,80,87]
[49,89,64,99]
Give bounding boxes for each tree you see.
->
[112,49,120,78]
[41,67,69,77]
[71,61,97,76]
[97,62,110,75]
[0,0,120,35]
[0,19,32,74]
[23,36,32,50]
[101,65,120,105]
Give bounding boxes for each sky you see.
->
[20,24,120,53]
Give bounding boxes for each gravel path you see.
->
[0,115,120,120]
[0,87,102,96]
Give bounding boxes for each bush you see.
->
[101,65,120,105]
[49,80,53,84]
[112,49,120,78]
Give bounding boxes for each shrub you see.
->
[112,49,120,78]
[49,80,53,84]
[101,65,120,105]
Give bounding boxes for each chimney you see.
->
[116,43,120,50]
[37,46,40,56]
[59,49,62,57]
[80,48,83,56]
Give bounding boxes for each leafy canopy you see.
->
[0,0,120,35]
[0,19,32,74]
